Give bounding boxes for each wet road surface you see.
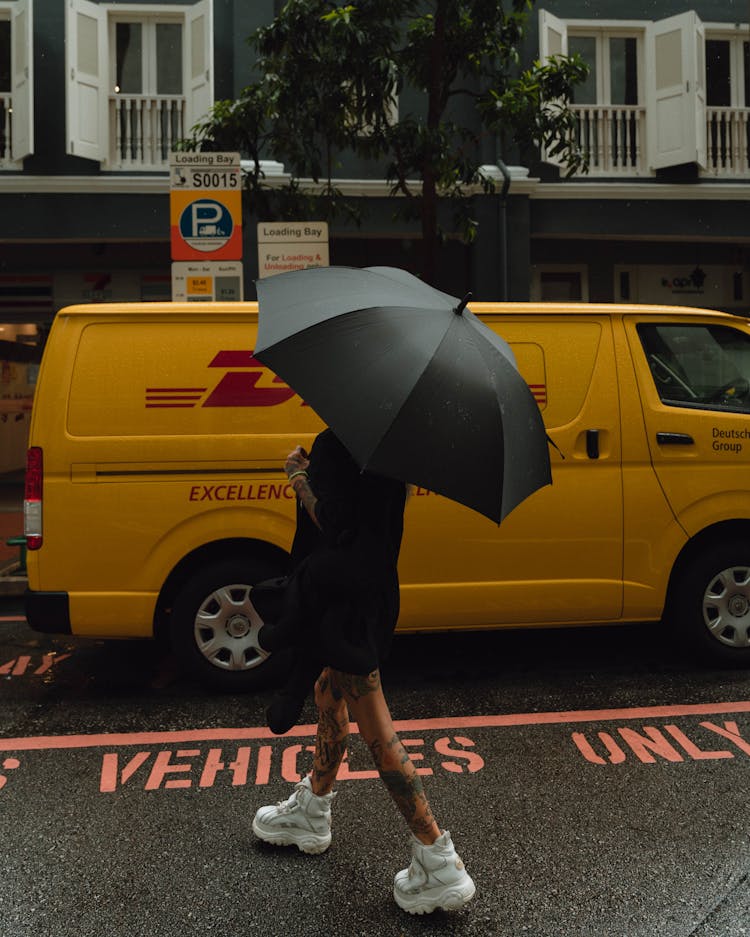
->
[1,599,749,937]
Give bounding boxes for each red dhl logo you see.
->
[145,351,297,409]
[145,351,548,409]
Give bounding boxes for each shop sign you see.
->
[616,265,745,309]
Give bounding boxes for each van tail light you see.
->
[24,446,43,550]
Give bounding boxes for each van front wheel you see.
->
[672,541,750,667]
[170,558,287,691]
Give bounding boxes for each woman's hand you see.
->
[284,445,310,480]
[285,445,320,528]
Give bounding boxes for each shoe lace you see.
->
[275,784,304,813]
[275,797,297,814]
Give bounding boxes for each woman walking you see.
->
[252,429,475,915]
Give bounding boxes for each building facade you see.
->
[0,0,749,471]
[527,0,750,316]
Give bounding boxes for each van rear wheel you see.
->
[170,557,288,691]
[671,540,750,667]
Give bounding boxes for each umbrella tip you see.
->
[454,292,472,315]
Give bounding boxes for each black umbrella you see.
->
[254,265,551,523]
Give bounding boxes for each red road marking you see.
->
[1,700,749,752]
[0,616,25,623]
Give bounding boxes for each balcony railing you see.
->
[1,92,749,179]
[109,94,186,170]
[706,107,750,176]
[570,104,647,176]
[569,104,750,179]
[0,93,12,164]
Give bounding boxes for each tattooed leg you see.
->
[334,669,441,845]
[369,733,439,842]
[310,668,349,796]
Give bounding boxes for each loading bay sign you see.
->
[170,153,242,262]
[257,222,329,278]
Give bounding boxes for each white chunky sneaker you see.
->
[393,830,476,914]
[252,776,334,855]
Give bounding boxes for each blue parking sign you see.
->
[178,199,234,253]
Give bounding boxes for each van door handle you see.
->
[586,429,599,459]
[656,432,694,446]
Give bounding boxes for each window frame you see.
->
[567,25,645,108]
[637,321,750,413]
[110,11,185,98]
[704,27,749,109]
[66,0,211,169]
[531,264,589,303]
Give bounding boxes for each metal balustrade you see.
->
[110,94,186,169]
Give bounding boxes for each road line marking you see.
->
[1,699,749,752]
[0,616,25,623]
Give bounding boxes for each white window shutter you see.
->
[646,11,706,170]
[539,9,568,61]
[185,0,213,134]
[65,0,107,162]
[693,17,707,169]
[538,10,569,167]
[11,0,33,160]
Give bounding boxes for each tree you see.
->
[186,0,587,285]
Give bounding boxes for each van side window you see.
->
[638,323,750,412]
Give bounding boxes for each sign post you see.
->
[169,152,244,300]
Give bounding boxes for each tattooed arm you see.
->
[285,445,321,530]
[291,474,320,529]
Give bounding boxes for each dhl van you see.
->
[23,300,750,689]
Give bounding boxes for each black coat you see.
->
[284,429,406,674]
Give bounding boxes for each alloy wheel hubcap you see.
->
[702,566,750,648]
[193,583,269,671]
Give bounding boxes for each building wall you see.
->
[1,1,749,310]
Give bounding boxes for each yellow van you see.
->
[24,301,750,688]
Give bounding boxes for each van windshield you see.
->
[638,322,750,412]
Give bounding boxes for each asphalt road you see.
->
[1,597,749,937]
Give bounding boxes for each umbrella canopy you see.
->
[254,265,551,523]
